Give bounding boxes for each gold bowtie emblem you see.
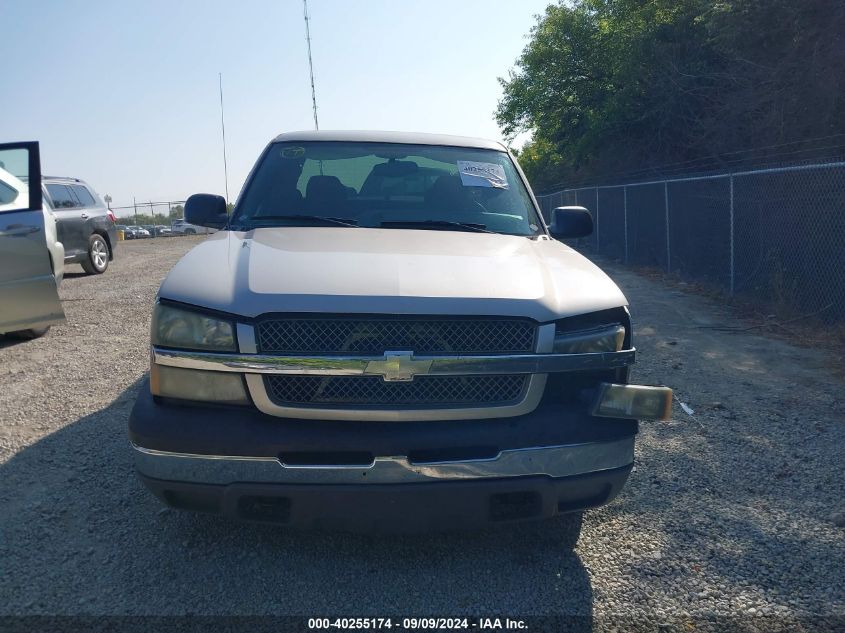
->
[366,351,432,382]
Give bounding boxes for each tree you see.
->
[497,0,845,189]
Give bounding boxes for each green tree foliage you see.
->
[498,0,845,190]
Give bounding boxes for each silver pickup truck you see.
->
[130,130,671,543]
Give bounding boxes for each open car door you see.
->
[0,142,65,336]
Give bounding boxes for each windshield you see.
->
[233,142,543,236]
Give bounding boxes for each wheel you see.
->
[8,326,50,340]
[185,228,196,235]
[81,234,109,274]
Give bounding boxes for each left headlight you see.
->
[151,302,236,351]
[553,323,625,354]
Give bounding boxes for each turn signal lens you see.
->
[591,383,673,421]
[150,364,249,405]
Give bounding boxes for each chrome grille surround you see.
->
[255,316,536,355]
[253,316,537,413]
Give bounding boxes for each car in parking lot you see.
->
[126,225,150,238]
[171,218,213,235]
[131,130,673,541]
[143,224,172,237]
[0,142,65,339]
[44,176,117,274]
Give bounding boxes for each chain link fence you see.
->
[535,161,845,322]
[109,200,186,226]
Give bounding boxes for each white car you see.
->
[130,131,672,543]
[0,142,65,338]
[171,218,214,235]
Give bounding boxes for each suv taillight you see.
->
[107,210,116,222]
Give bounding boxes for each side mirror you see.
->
[185,194,228,229]
[548,206,593,239]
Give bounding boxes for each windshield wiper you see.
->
[379,220,493,234]
[245,214,359,228]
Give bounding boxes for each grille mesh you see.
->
[256,317,535,355]
[264,374,528,407]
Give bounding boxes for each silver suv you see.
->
[44,177,117,274]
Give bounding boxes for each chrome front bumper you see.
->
[132,436,634,486]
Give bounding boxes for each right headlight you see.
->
[553,323,626,354]
[151,302,236,351]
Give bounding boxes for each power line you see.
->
[303,0,319,130]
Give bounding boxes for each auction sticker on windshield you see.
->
[457,160,508,189]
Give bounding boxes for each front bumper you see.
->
[130,379,636,529]
[139,466,632,531]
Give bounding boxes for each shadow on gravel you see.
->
[0,379,594,622]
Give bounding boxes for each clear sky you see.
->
[2,0,550,214]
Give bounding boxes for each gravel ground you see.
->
[0,236,843,628]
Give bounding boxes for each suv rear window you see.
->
[70,185,96,206]
[46,184,77,208]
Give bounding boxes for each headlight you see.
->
[151,302,235,351]
[553,323,625,354]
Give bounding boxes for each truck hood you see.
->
[158,228,627,322]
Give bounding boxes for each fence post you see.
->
[623,186,628,264]
[729,175,735,295]
[595,188,600,253]
[664,181,671,273]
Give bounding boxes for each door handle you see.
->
[81,212,89,219]
[0,225,41,237]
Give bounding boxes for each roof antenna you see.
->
[218,72,230,204]
[303,0,319,130]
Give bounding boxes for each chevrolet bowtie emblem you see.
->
[366,351,433,382]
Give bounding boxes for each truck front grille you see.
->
[255,317,536,355]
[263,374,528,408]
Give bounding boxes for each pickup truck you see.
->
[130,130,671,543]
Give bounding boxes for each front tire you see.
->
[81,234,109,274]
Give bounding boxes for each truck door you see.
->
[0,142,65,334]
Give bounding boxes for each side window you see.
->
[70,185,96,207]
[0,180,18,205]
[46,184,77,208]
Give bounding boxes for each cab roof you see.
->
[271,130,508,152]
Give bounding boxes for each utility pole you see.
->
[133,196,138,225]
[303,0,319,130]
[219,72,230,204]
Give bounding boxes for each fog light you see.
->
[591,383,672,420]
[150,364,250,405]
